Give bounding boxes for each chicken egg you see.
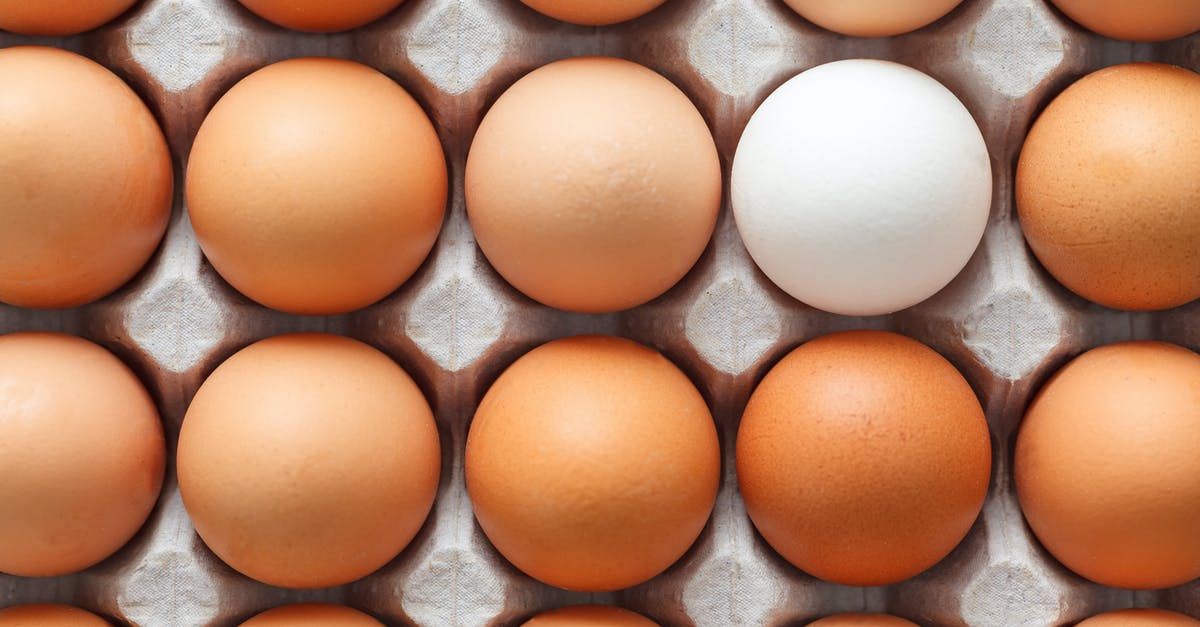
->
[240,604,384,626]
[236,0,406,32]
[515,0,668,25]
[0,605,108,626]
[1048,0,1200,41]
[781,0,965,37]
[807,615,919,627]
[0,0,138,35]
[523,606,658,626]
[1077,609,1200,626]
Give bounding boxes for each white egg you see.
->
[731,59,992,316]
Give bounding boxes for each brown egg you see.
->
[807,614,919,627]
[465,57,720,313]
[0,46,172,309]
[0,333,165,577]
[515,0,668,25]
[177,334,441,588]
[1077,609,1200,626]
[240,604,383,626]
[0,605,109,626]
[1015,342,1200,590]
[465,335,720,591]
[1016,63,1200,311]
[736,330,991,586]
[1048,0,1200,42]
[237,0,405,32]
[187,57,446,315]
[781,0,965,37]
[0,0,137,35]
[523,606,658,626]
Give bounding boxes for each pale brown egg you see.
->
[187,57,446,315]
[516,0,667,25]
[736,330,991,586]
[465,335,720,591]
[237,0,405,32]
[523,606,658,626]
[781,0,965,37]
[1016,63,1200,311]
[0,46,172,309]
[807,614,919,627]
[1015,342,1200,590]
[0,0,138,35]
[1077,609,1200,626]
[177,334,441,589]
[0,604,109,626]
[1049,0,1200,42]
[0,333,165,577]
[240,604,383,626]
[465,57,720,313]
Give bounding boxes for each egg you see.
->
[240,604,384,626]
[1016,63,1200,311]
[731,59,991,316]
[736,330,991,586]
[236,0,405,32]
[515,0,668,25]
[523,606,658,626]
[1015,341,1200,590]
[1077,609,1200,626]
[186,57,446,315]
[0,0,138,35]
[0,605,108,626]
[0,333,165,577]
[0,46,172,309]
[807,614,919,627]
[465,335,720,591]
[465,57,720,313]
[1048,0,1200,42]
[177,333,441,589]
[781,0,965,37]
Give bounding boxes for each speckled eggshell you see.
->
[807,614,920,627]
[1048,0,1200,42]
[0,604,109,626]
[515,0,668,25]
[1016,63,1200,311]
[236,0,406,32]
[240,604,384,626]
[781,0,965,37]
[186,57,447,315]
[465,335,720,592]
[177,333,441,589]
[0,0,138,35]
[1077,609,1200,626]
[0,333,165,578]
[0,46,172,309]
[522,605,659,626]
[465,57,720,314]
[1015,341,1200,590]
[736,330,992,586]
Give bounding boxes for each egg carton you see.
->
[2,0,1199,625]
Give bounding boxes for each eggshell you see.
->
[465,335,720,591]
[0,605,109,626]
[731,59,991,316]
[186,57,447,315]
[0,46,172,309]
[236,0,405,32]
[736,330,991,586]
[522,606,658,626]
[807,614,919,627]
[1048,0,1200,42]
[1077,609,1200,626]
[240,604,383,626]
[515,0,668,25]
[1014,341,1200,590]
[1015,63,1200,311]
[0,333,165,577]
[177,333,441,589]
[0,0,137,35]
[465,57,720,313]
[781,0,965,37]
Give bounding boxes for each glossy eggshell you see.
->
[177,333,441,589]
[1048,0,1200,42]
[516,0,668,25]
[522,606,658,626]
[807,614,920,627]
[736,330,992,586]
[0,604,109,626]
[0,333,165,577]
[1076,609,1200,626]
[236,0,406,32]
[0,0,138,35]
[465,57,720,313]
[0,46,172,309]
[1015,342,1200,590]
[781,0,965,37]
[240,604,384,626]
[186,57,447,315]
[1016,63,1200,311]
[465,335,720,591]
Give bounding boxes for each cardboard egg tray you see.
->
[3,0,1199,624]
